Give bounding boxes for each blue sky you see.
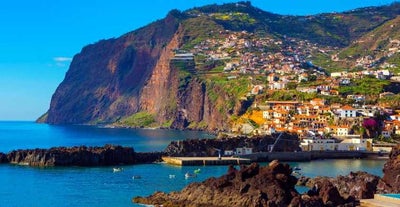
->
[0,0,397,121]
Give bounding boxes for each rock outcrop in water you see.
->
[377,144,400,193]
[133,160,358,207]
[134,145,400,206]
[134,161,299,206]
[299,171,380,200]
[5,145,163,167]
[0,152,8,163]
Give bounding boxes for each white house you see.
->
[336,126,350,137]
[268,81,287,90]
[339,105,357,118]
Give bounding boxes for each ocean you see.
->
[0,121,386,207]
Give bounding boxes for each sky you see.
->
[0,0,398,121]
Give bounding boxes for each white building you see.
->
[300,138,336,151]
[268,81,287,90]
[300,138,373,151]
[224,150,234,156]
[338,105,357,118]
[338,138,373,151]
[235,147,253,155]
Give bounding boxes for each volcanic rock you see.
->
[304,171,380,200]
[6,145,163,167]
[133,161,299,206]
[0,152,8,163]
[377,144,400,193]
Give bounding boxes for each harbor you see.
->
[162,156,251,166]
[163,151,389,166]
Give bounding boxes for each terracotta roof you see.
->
[341,105,355,110]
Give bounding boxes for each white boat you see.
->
[113,167,123,173]
[169,174,176,179]
[132,175,142,179]
[185,172,196,179]
[292,171,301,176]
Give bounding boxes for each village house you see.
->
[268,81,287,90]
[338,105,357,118]
[326,125,350,137]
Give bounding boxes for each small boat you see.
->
[293,167,301,171]
[185,172,196,179]
[194,168,201,174]
[292,171,301,176]
[132,175,142,179]
[113,167,123,173]
[169,174,176,179]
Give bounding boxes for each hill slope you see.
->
[40,2,400,131]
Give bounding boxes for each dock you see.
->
[162,156,251,166]
[360,194,400,207]
[162,151,388,166]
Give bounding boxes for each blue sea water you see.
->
[0,121,387,207]
[383,194,400,199]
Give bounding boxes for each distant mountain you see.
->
[333,15,400,71]
[39,1,400,131]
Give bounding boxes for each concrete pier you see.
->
[163,151,387,166]
[162,156,251,166]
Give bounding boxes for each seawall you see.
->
[239,151,381,162]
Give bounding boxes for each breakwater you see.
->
[0,145,164,167]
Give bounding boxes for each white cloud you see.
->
[53,57,72,62]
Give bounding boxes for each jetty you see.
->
[162,156,251,166]
[360,194,400,207]
[162,151,389,166]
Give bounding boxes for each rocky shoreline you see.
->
[0,133,299,167]
[133,145,400,207]
[0,145,164,167]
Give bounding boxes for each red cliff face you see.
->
[45,13,181,125]
[43,12,230,131]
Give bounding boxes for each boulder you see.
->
[377,144,400,193]
[0,152,8,163]
[304,171,379,200]
[133,161,299,206]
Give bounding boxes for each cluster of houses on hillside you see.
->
[170,22,400,153]
[232,98,400,149]
[188,29,334,76]
[228,98,400,153]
